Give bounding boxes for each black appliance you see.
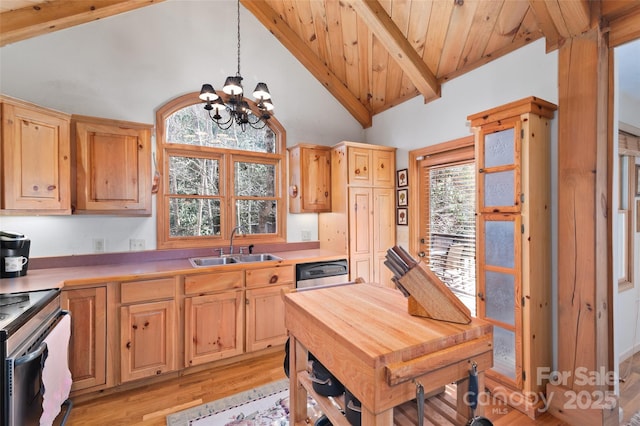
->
[1,289,71,426]
[1,232,31,278]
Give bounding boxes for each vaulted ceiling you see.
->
[1,0,639,128]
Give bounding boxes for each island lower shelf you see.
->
[296,372,468,426]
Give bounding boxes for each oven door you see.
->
[9,341,47,426]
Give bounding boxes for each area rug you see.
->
[166,379,318,426]
[627,411,640,426]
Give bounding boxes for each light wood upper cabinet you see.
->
[61,286,110,393]
[72,115,152,215]
[1,95,71,214]
[372,149,395,187]
[288,144,331,213]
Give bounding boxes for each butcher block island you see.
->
[284,283,493,425]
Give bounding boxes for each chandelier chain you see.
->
[236,0,241,77]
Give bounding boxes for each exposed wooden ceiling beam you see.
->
[0,0,164,47]
[528,0,591,51]
[528,1,562,51]
[345,0,440,102]
[242,0,372,128]
[608,4,640,48]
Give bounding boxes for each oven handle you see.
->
[15,341,47,366]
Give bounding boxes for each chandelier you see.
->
[198,0,274,131]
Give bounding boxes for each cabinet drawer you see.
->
[246,265,294,288]
[121,278,175,304]
[184,271,244,295]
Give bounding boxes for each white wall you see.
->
[0,0,364,255]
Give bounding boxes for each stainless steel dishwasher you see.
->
[295,259,349,289]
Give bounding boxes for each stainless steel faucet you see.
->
[229,225,244,255]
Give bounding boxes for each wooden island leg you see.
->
[360,405,394,425]
[289,336,309,425]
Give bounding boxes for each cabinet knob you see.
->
[126,341,131,349]
[47,185,56,191]
[289,185,298,198]
[269,275,279,284]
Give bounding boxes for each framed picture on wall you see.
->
[397,169,408,188]
[397,189,408,206]
[397,208,408,225]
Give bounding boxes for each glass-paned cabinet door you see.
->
[477,121,521,213]
[477,214,522,389]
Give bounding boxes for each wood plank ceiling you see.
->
[1,0,639,128]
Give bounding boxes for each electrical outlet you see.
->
[301,230,311,241]
[93,238,105,253]
[129,239,145,251]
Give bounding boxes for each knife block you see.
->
[398,265,472,324]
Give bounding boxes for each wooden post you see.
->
[546,26,617,426]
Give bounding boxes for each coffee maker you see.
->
[1,231,31,278]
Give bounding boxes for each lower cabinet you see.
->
[63,264,295,394]
[184,290,244,366]
[183,270,245,367]
[245,284,291,352]
[245,265,294,352]
[120,278,178,383]
[61,286,109,392]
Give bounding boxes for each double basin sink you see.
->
[189,253,282,268]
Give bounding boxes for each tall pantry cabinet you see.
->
[468,97,557,418]
[319,141,396,287]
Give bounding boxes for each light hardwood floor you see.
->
[58,350,575,426]
[620,352,640,424]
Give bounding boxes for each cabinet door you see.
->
[74,117,152,214]
[347,147,372,185]
[288,145,331,213]
[373,187,396,287]
[185,290,243,367]
[349,187,373,282]
[246,284,292,352]
[477,121,521,213]
[120,300,177,382]
[477,214,522,390]
[1,102,71,212]
[372,149,395,187]
[61,287,108,392]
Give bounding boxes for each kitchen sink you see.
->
[189,253,282,267]
[234,253,282,263]
[189,256,238,267]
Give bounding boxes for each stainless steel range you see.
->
[0,288,70,426]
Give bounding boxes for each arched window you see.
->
[155,93,286,249]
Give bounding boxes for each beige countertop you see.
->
[0,249,347,294]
